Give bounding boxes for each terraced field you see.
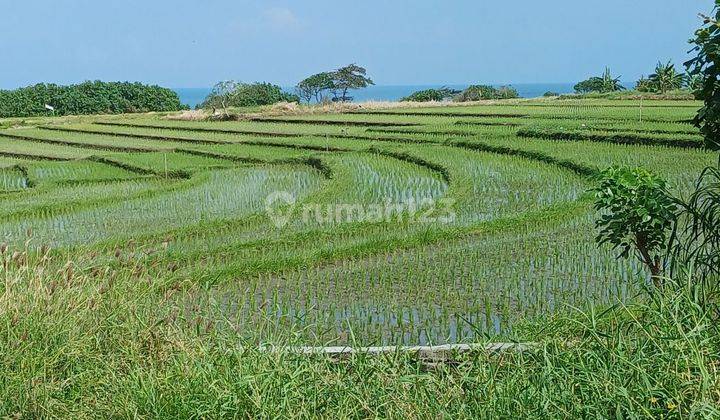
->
[0,99,714,345]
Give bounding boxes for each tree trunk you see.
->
[636,234,663,288]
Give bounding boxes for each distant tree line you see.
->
[0,81,186,118]
[202,63,523,110]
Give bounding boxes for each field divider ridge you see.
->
[0,130,160,153]
[95,121,306,138]
[39,126,229,145]
[517,127,703,149]
[367,147,451,183]
[247,117,422,127]
[0,151,73,161]
[93,121,438,145]
[176,148,334,179]
[450,139,599,178]
[88,155,191,179]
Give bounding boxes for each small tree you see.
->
[330,64,374,102]
[648,61,685,93]
[201,81,240,116]
[592,166,677,286]
[685,3,720,150]
[295,72,335,103]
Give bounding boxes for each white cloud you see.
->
[264,7,301,30]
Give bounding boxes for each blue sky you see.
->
[0,0,711,89]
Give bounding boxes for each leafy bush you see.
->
[635,76,654,92]
[574,77,605,94]
[575,68,625,94]
[592,166,677,283]
[686,2,720,150]
[454,85,518,102]
[543,91,559,97]
[200,82,299,111]
[0,81,185,118]
[400,87,460,102]
[494,86,519,99]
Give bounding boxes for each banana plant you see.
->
[648,61,685,93]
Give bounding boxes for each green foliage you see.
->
[400,87,460,102]
[456,85,497,101]
[686,1,720,150]
[574,77,605,94]
[669,164,720,283]
[331,64,374,102]
[200,81,241,115]
[495,86,519,99]
[635,76,654,93]
[647,61,686,94]
[686,73,705,95]
[575,68,625,94]
[592,166,677,280]
[455,85,519,101]
[0,81,185,118]
[543,91,559,97]
[200,81,298,111]
[295,72,335,103]
[295,64,374,103]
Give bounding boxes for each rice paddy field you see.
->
[0,99,715,347]
[3,99,720,417]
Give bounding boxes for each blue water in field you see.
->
[174,83,579,109]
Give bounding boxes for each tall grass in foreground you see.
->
[1,245,717,417]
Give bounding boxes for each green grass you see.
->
[0,99,717,416]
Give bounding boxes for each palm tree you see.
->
[648,62,685,93]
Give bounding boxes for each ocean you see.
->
[174,83,578,109]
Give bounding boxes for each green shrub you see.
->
[575,68,624,94]
[543,91,559,97]
[455,85,518,102]
[574,77,605,94]
[495,86,519,99]
[635,76,654,92]
[201,82,298,110]
[0,81,186,118]
[400,87,459,102]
